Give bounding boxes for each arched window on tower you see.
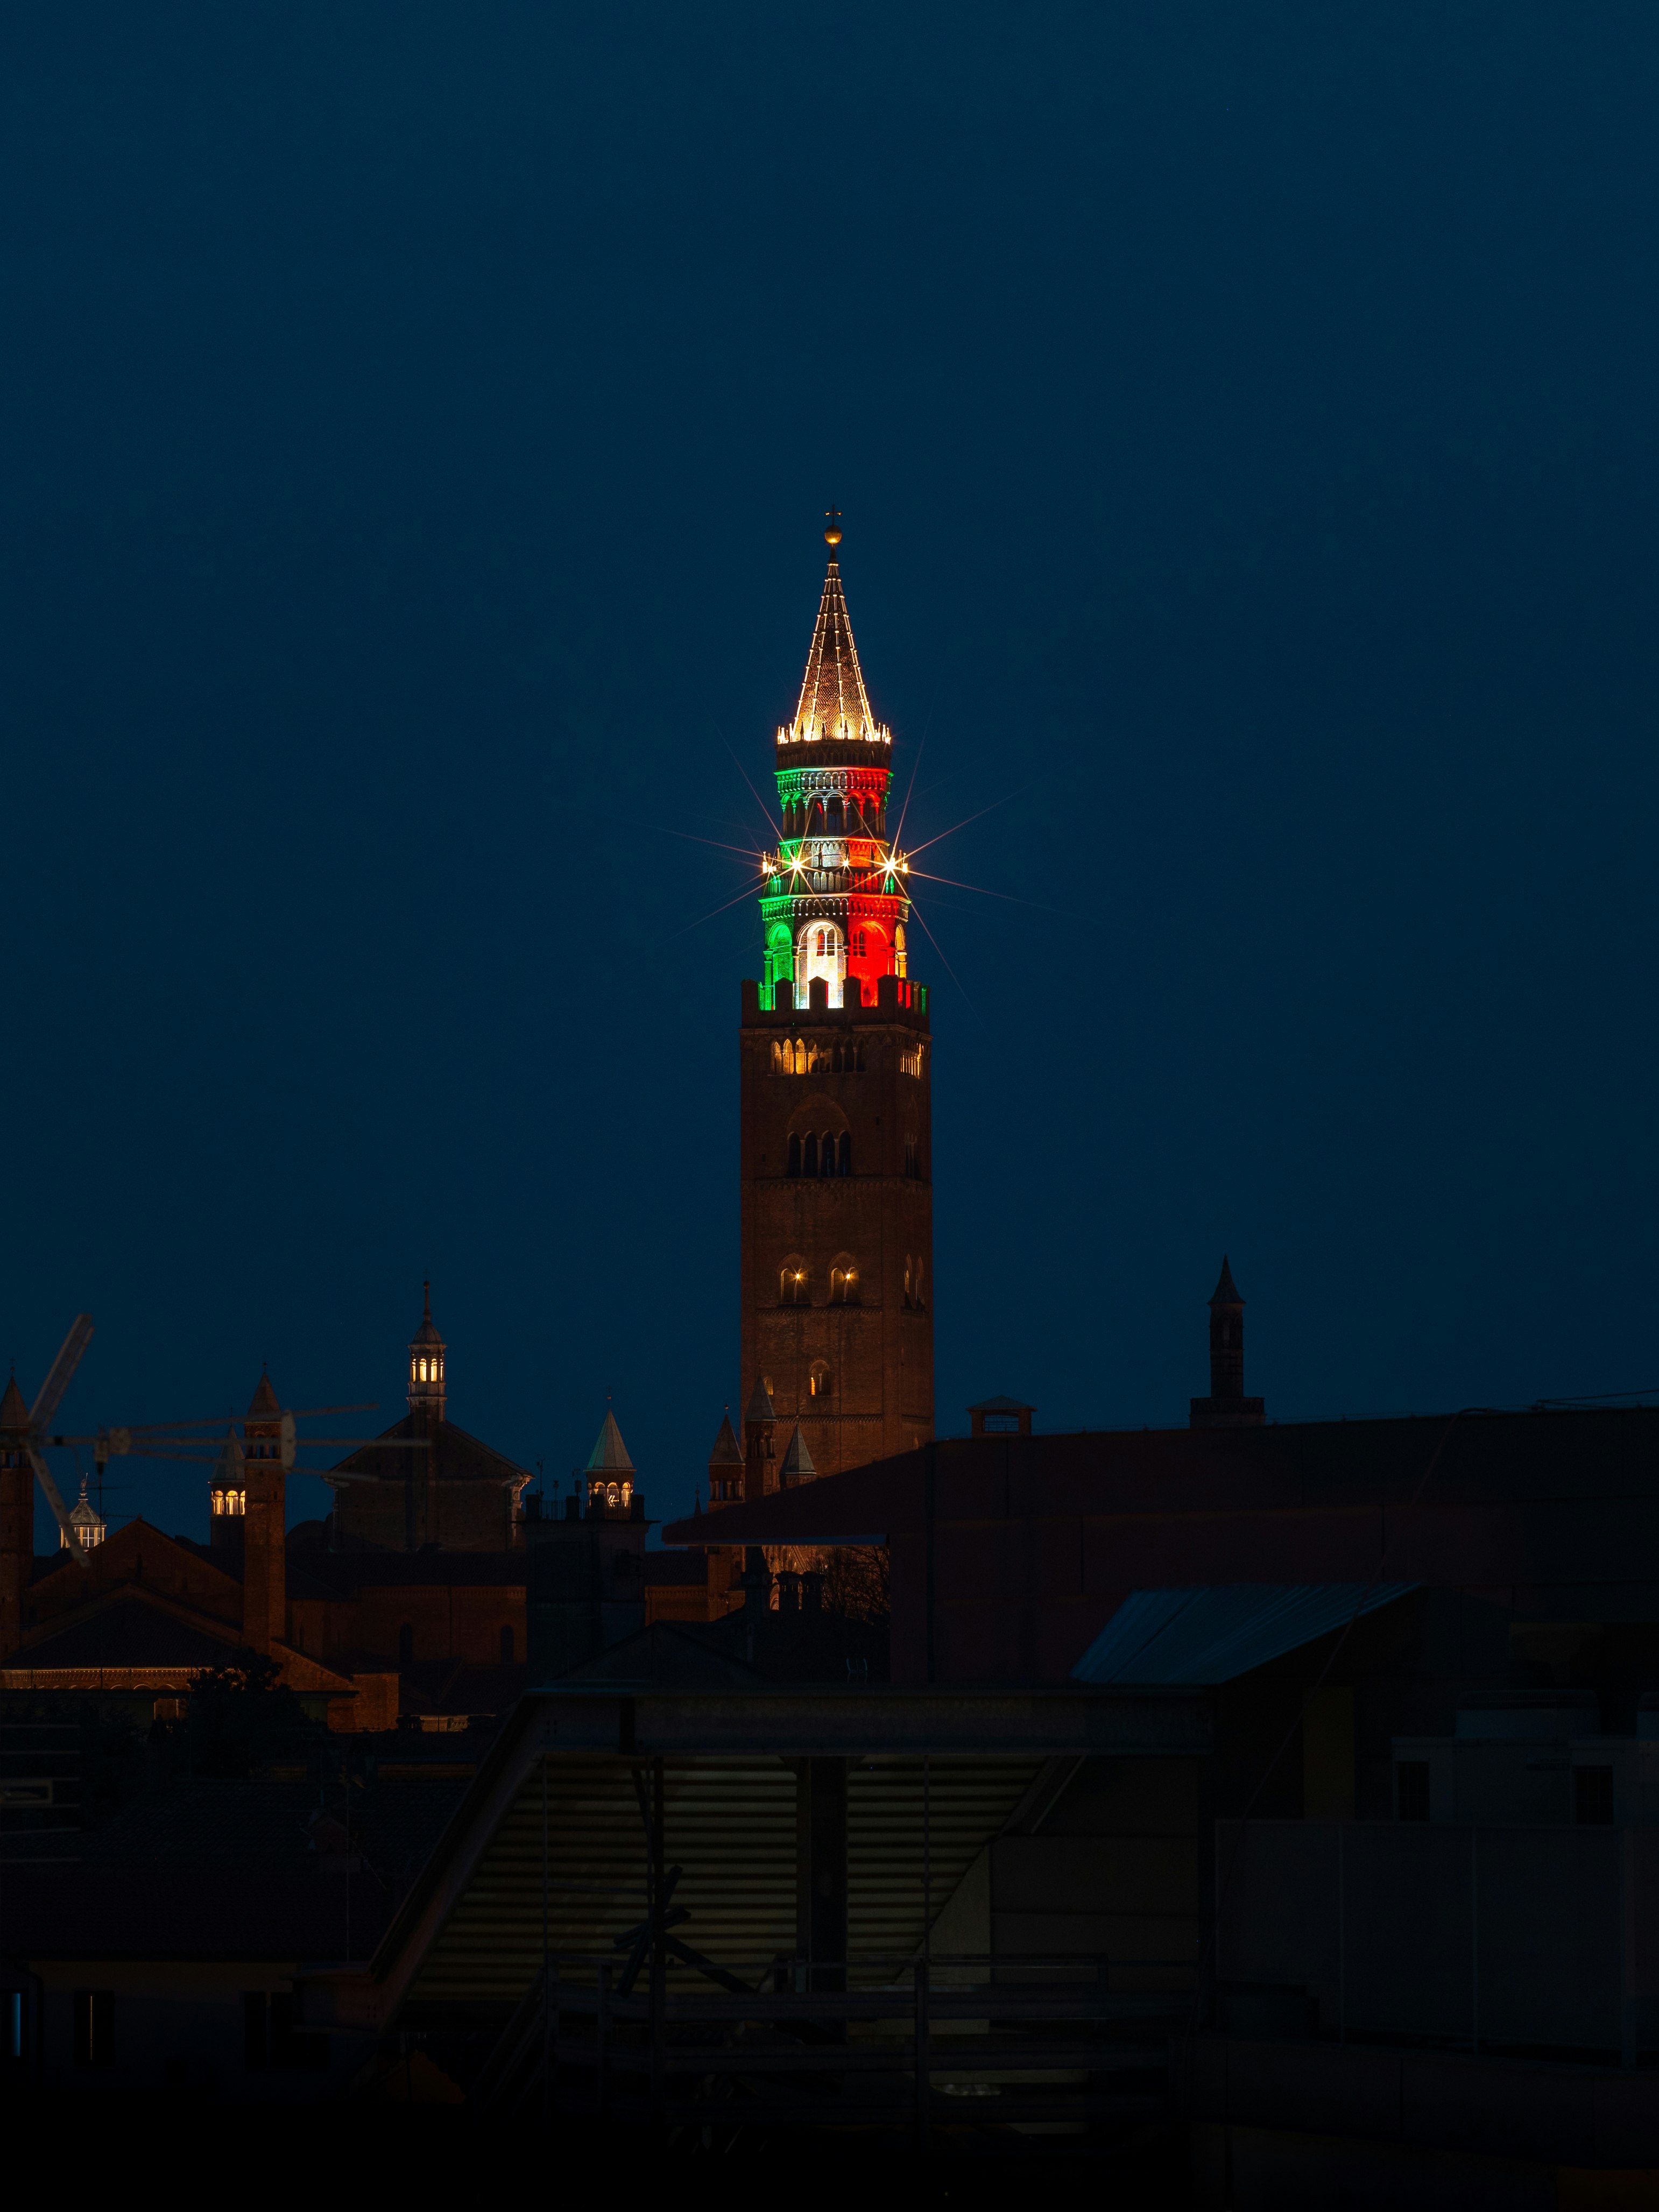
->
[838,1130,852,1174]
[895,923,908,979]
[780,1259,808,1304]
[809,1361,832,1400]
[797,920,843,1006]
[809,800,825,835]
[827,794,843,832]
[821,1132,838,1177]
[802,1132,820,1176]
[830,1260,859,1304]
[787,1132,802,1176]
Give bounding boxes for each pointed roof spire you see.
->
[412,1278,443,1348]
[779,1424,816,1486]
[745,1375,775,1425]
[246,1368,280,1418]
[1209,1256,1244,1308]
[216,1425,246,1477]
[708,1411,743,1468]
[0,1372,29,1432]
[585,1408,635,1475]
[788,519,881,745]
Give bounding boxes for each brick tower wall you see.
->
[739,973,934,1475]
[242,1418,286,1653]
[0,1440,31,1658]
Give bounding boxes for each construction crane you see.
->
[22,1312,427,1563]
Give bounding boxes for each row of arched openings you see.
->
[780,1262,860,1305]
[789,1130,852,1177]
[772,1037,866,1074]
[782,794,886,838]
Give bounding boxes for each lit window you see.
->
[809,1363,832,1399]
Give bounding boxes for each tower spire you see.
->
[763,519,914,1010]
[789,524,880,746]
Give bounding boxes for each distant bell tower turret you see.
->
[1189,1256,1265,1430]
[408,1281,447,1422]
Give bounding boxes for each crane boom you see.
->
[29,1315,94,1432]
[27,1445,83,1560]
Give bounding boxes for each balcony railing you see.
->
[472,1952,1192,2149]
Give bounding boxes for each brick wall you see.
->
[739,976,935,1474]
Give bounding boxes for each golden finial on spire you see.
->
[824,505,843,547]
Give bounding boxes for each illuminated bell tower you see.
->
[738,520,935,1478]
[409,1281,447,1420]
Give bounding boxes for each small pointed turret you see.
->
[586,1409,635,1476]
[584,1404,637,1515]
[745,1375,775,1424]
[64,1474,106,1554]
[707,1409,743,1509]
[0,1374,30,1432]
[779,1424,816,1487]
[246,1368,279,1419]
[1190,1255,1265,1430]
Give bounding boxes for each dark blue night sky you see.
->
[4,5,1657,1544]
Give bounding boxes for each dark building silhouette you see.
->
[1189,1254,1265,1429]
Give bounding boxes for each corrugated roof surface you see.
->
[409,1754,797,2003]
[1070,1582,1418,1685]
